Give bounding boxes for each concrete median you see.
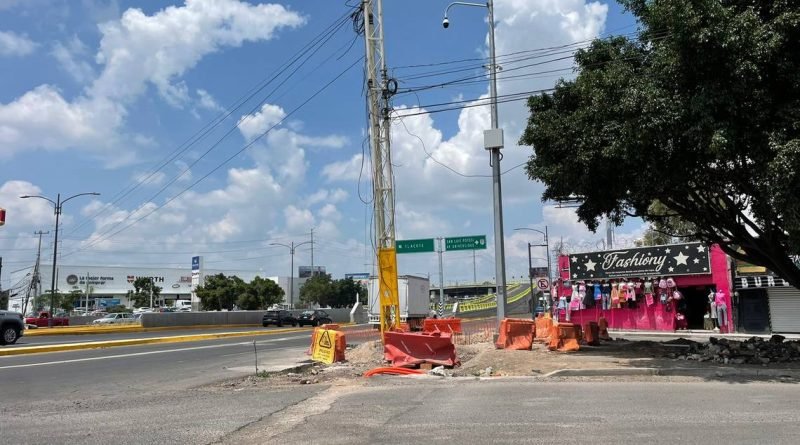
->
[1,327,310,357]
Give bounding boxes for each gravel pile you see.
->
[671,335,800,365]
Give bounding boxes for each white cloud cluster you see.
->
[0,0,305,161]
[0,30,36,56]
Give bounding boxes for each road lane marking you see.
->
[0,336,309,370]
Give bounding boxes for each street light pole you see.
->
[271,240,313,309]
[515,226,551,313]
[444,0,507,327]
[20,192,100,327]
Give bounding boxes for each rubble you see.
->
[679,336,800,365]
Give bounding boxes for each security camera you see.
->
[442,17,449,29]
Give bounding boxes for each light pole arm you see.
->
[19,195,57,207]
[62,192,100,205]
[515,227,547,242]
[444,1,488,18]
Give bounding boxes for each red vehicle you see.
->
[25,312,70,327]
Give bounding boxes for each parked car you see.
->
[92,313,135,325]
[262,310,297,327]
[0,310,24,345]
[24,311,69,327]
[133,307,154,314]
[296,310,332,327]
[174,300,192,311]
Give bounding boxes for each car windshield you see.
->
[301,311,314,316]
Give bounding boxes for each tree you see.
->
[236,276,285,310]
[332,277,367,308]
[520,0,800,286]
[636,201,699,246]
[299,274,334,307]
[195,273,246,311]
[126,277,162,308]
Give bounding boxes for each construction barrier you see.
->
[598,317,611,340]
[534,315,554,343]
[309,327,346,364]
[495,318,536,350]
[547,322,582,353]
[383,331,459,368]
[422,318,463,334]
[583,321,600,346]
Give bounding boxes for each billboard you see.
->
[299,266,326,278]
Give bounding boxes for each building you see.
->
[8,264,302,313]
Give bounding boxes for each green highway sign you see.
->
[396,238,435,254]
[445,235,487,251]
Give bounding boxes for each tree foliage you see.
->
[196,274,284,311]
[126,277,162,308]
[299,275,366,308]
[520,0,800,285]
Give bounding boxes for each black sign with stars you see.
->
[568,243,711,280]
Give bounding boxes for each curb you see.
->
[1,327,310,357]
[541,367,800,379]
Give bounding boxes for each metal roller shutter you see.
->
[767,288,800,333]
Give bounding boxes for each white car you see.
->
[92,313,135,324]
[133,307,155,314]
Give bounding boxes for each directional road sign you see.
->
[445,235,487,251]
[396,238,435,254]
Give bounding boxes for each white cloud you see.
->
[284,205,314,229]
[306,188,349,206]
[132,170,166,187]
[0,0,305,162]
[51,36,95,83]
[237,103,286,141]
[196,89,223,112]
[322,154,364,182]
[0,30,36,56]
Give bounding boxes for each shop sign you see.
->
[568,242,711,280]
[735,275,792,290]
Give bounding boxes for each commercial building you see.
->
[8,264,301,313]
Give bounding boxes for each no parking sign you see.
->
[536,278,550,291]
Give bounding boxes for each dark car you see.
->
[0,310,24,345]
[296,310,332,327]
[262,310,297,327]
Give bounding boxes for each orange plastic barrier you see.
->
[583,322,600,346]
[598,317,610,340]
[363,367,426,377]
[547,322,582,353]
[422,318,463,334]
[320,323,340,330]
[534,316,554,343]
[495,318,536,350]
[383,331,459,367]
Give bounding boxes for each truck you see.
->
[24,311,70,328]
[368,275,430,330]
[0,310,24,345]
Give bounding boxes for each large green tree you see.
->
[126,277,162,308]
[236,276,285,310]
[195,273,246,311]
[520,0,800,286]
[299,275,367,308]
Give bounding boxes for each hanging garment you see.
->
[672,290,683,300]
[602,283,611,310]
[666,277,677,288]
[610,282,620,308]
[645,293,655,306]
[593,283,602,301]
[658,278,668,290]
[643,280,654,297]
[717,303,728,326]
[626,282,636,301]
[578,282,587,309]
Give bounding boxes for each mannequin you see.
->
[715,289,728,329]
[644,278,655,306]
[708,289,718,330]
[610,281,620,309]
[602,281,611,310]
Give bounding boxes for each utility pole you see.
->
[85,270,90,313]
[472,249,477,283]
[310,227,314,277]
[271,240,312,309]
[24,230,49,316]
[362,0,400,335]
[437,237,445,317]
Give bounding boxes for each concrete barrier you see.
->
[140,308,361,328]
[68,315,104,325]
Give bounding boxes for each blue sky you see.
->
[0,0,644,290]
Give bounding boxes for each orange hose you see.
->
[363,367,426,377]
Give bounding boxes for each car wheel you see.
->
[1,326,20,345]
[262,323,269,327]
[292,322,297,327]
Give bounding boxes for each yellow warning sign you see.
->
[311,329,337,364]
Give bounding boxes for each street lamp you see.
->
[270,241,313,309]
[515,227,551,314]
[20,192,100,326]
[443,0,508,327]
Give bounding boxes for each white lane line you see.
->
[0,335,309,370]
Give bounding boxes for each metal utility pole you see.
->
[362,0,400,335]
[24,230,48,316]
[310,228,314,277]
[437,237,445,317]
[271,240,312,308]
[149,277,154,309]
[472,249,477,283]
[515,226,551,312]
[443,0,507,326]
[606,217,614,249]
[85,270,91,313]
[20,192,99,326]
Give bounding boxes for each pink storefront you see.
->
[553,243,734,333]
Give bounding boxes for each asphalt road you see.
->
[224,379,800,444]
[8,325,320,347]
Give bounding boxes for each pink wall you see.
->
[710,245,734,332]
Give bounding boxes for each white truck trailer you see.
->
[368,275,430,329]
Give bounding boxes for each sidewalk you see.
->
[609,329,800,341]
